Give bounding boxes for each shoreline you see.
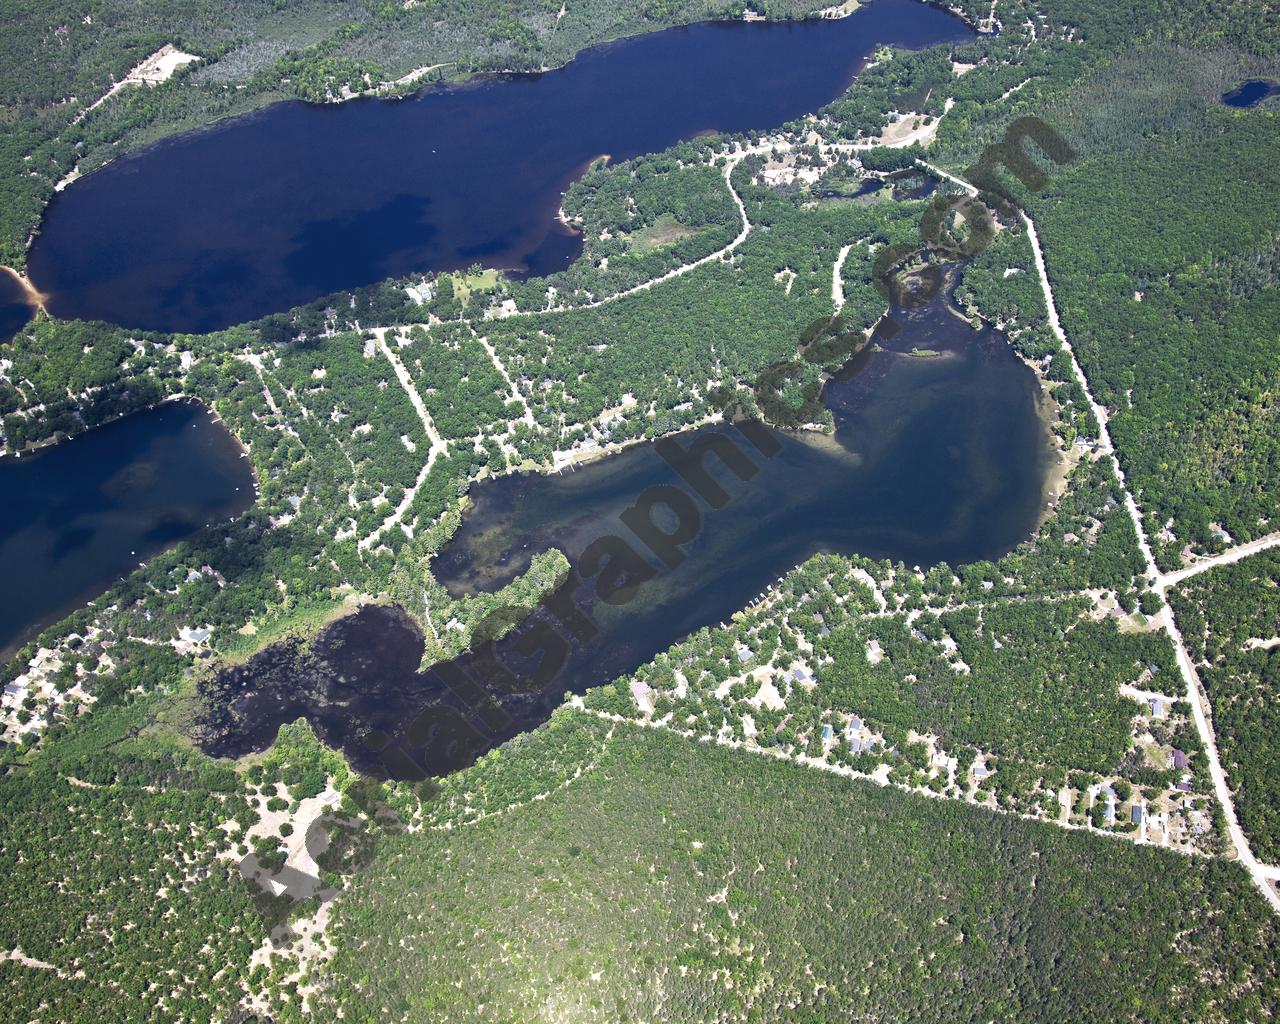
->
[0,392,196,460]
[0,265,46,312]
[24,0,980,268]
[1029,361,1078,531]
[948,297,1074,535]
[0,395,259,664]
[554,153,611,234]
[0,393,258,507]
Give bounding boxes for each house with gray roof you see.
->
[1097,785,1117,826]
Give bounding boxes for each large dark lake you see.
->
[200,288,1054,779]
[0,401,253,658]
[28,0,973,333]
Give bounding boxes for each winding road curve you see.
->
[520,145,762,316]
[495,134,910,320]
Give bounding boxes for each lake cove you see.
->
[0,401,254,659]
[198,287,1054,778]
[28,0,973,334]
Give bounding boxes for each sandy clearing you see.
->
[1119,683,1178,705]
[75,45,200,123]
[54,167,81,192]
[751,677,786,712]
[3,946,82,980]
[832,244,855,310]
[817,0,863,16]
[3,948,60,972]
[382,62,456,92]
[869,98,955,149]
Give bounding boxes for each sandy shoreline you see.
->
[554,153,611,234]
[0,265,46,311]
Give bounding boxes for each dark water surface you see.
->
[200,290,1053,778]
[0,401,254,657]
[0,272,33,345]
[1222,79,1280,108]
[28,0,972,333]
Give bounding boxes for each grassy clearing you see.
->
[444,268,502,304]
[624,213,700,253]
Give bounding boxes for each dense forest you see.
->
[821,600,1169,773]
[0,668,408,1022]
[924,0,1280,565]
[321,717,1280,1023]
[0,692,268,1022]
[1030,116,1280,567]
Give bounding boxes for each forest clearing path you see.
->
[1156,531,1280,591]
[357,329,448,551]
[477,334,535,426]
